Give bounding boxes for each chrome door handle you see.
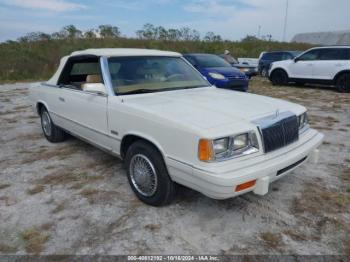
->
[59,97,65,102]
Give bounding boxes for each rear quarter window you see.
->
[70,62,100,75]
[342,49,350,60]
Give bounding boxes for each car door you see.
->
[56,56,112,150]
[312,48,344,80]
[288,49,320,79]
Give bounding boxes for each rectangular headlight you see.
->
[213,137,229,155]
[298,112,309,133]
[199,132,259,162]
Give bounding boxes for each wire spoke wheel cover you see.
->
[129,154,158,197]
[41,111,52,137]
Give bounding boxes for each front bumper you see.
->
[215,79,249,92]
[167,129,323,199]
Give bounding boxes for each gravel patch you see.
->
[0,79,349,255]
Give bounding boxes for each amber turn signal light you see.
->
[235,180,256,192]
[198,139,214,162]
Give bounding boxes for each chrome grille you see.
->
[261,115,299,153]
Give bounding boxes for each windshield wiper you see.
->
[118,89,158,95]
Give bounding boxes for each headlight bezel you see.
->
[208,72,226,80]
[199,131,260,162]
[298,112,309,134]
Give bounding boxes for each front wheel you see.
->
[270,70,289,86]
[336,74,350,92]
[125,141,176,206]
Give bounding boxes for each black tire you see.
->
[40,108,66,143]
[125,140,176,206]
[294,82,305,87]
[261,68,268,77]
[336,73,350,92]
[270,69,289,86]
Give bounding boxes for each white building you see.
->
[292,30,350,45]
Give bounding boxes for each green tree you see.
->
[18,32,51,42]
[98,25,121,38]
[84,29,97,38]
[62,25,82,39]
[204,32,222,42]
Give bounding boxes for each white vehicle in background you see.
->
[30,48,323,206]
[269,46,350,92]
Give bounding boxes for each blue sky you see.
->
[0,0,349,42]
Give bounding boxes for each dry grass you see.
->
[0,243,18,253]
[13,105,30,111]
[291,182,350,215]
[283,229,309,242]
[51,202,66,214]
[0,184,11,190]
[27,185,45,195]
[144,224,161,231]
[260,232,283,249]
[20,146,81,164]
[20,227,50,254]
[36,171,103,187]
[79,188,121,204]
[40,222,55,231]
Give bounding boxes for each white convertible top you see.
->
[47,48,182,85]
[70,48,181,57]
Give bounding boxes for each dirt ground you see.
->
[0,77,349,255]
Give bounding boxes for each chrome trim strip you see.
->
[100,57,115,96]
[63,87,108,97]
[63,128,121,158]
[42,82,108,97]
[253,111,295,128]
[42,83,58,88]
[49,111,121,141]
[299,124,310,135]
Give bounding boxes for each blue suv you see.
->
[258,51,301,77]
[183,53,249,92]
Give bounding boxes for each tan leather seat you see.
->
[86,74,102,83]
[82,74,102,91]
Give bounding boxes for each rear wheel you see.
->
[125,141,176,206]
[336,74,350,92]
[40,108,66,143]
[271,69,289,86]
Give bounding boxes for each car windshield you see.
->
[108,56,209,95]
[194,54,231,68]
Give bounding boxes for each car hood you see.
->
[204,67,245,77]
[121,87,305,131]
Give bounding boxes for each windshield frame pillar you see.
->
[100,56,115,96]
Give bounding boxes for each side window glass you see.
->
[281,53,290,60]
[318,49,342,60]
[58,58,102,90]
[262,53,271,60]
[298,50,319,61]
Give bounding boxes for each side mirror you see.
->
[82,83,107,95]
[294,57,299,63]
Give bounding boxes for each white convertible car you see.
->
[30,48,324,206]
